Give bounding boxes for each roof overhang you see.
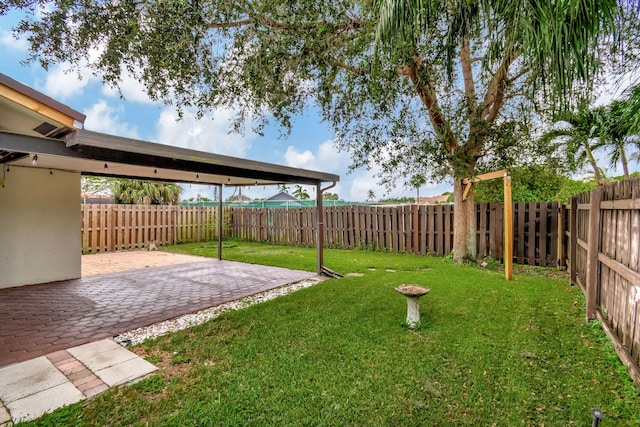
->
[0,129,339,186]
[0,72,338,187]
[0,74,85,138]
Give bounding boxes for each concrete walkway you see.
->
[0,339,157,424]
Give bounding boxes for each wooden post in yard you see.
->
[461,169,513,281]
[503,172,513,281]
[585,187,602,321]
[218,184,223,261]
[316,183,324,275]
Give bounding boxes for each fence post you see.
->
[557,204,565,268]
[412,204,419,254]
[569,197,577,285]
[585,187,602,321]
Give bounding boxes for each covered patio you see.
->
[0,73,339,289]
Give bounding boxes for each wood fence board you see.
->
[527,203,536,265]
[516,203,526,264]
[427,206,435,254]
[540,203,549,266]
[419,205,427,255]
[443,205,451,255]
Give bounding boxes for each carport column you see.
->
[218,184,223,261]
[316,183,323,275]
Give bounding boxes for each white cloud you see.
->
[101,70,154,105]
[41,65,92,99]
[0,30,28,51]
[284,140,349,173]
[155,107,254,157]
[284,146,316,169]
[38,48,103,100]
[83,100,140,139]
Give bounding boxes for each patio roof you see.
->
[0,129,339,186]
[0,73,339,187]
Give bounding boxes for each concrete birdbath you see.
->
[395,285,430,329]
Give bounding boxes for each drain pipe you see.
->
[317,181,337,275]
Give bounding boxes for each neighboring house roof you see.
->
[267,191,299,201]
[417,195,450,204]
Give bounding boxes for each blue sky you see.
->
[0,12,452,202]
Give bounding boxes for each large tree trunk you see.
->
[452,179,477,262]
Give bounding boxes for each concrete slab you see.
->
[4,381,83,423]
[95,357,158,387]
[0,404,11,425]
[68,339,136,372]
[0,340,158,424]
[0,357,67,403]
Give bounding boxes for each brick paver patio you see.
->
[0,253,316,367]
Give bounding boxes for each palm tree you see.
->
[293,185,310,200]
[540,104,607,186]
[366,190,376,201]
[410,174,426,202]
[277,184,290,194]
[111,179,182,205]
[596,100,638,178]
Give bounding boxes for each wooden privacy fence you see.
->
[229,201,559,266]
[81,205,230,252]
[566,177,640,385]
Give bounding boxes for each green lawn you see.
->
[22,240,639,426]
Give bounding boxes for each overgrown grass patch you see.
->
[21,240,640,426]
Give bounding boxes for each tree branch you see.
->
[507,68,528,85]
[481,49,521,122]
[460,36,478,115]
[336,61,369,75]
[503,91,527,101]
[207,16,364,32]
[208,19,254,29]
[405,64,457,152]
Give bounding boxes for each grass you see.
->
[20,240,640,426]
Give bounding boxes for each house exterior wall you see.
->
[0,166,81,288]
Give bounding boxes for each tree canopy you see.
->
[5,0,635,260]
[111,179,182,205]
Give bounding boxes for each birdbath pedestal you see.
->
[395,285,430,329]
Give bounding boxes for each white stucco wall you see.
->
[0,166,81,288]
